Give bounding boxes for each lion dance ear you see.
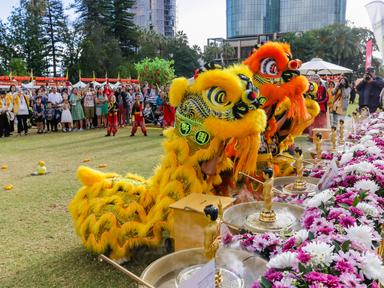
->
[169,77,189,107]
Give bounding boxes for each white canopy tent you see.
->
[22,81,40,89]
[72,81,87,89]
[91,81,103,87]
[109,82,122,89]
[299,58,353,75]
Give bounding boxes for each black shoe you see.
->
[130,134,134,137]
[105,134,110,137]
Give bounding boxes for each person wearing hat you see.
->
[356,67,384,113]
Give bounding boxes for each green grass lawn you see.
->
[0,127,165,288]
[0,100,359,287]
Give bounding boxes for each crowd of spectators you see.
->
[0,82,175,137]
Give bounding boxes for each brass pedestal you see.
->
[223,201,304,234]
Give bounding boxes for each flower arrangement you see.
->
[225,114,384,287]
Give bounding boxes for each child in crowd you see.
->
[61,99,73,132]
[130,93,147,136]
[45,102,55,132]
[106,95,118,136]
[33,97,45,134]
[143,103,154,123]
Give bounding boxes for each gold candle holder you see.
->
[313,132,323,162]
[259,167,276,223]
[339,119,345,145]
[330,126,337,152]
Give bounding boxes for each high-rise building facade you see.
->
[131,0,176,37]
[226,0,346,39]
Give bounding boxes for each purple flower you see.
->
[305,272,340,287]
[297,250,311,264]
[327,208,347,221]
[311,218,335,235]
[335,260,354,273]
[339,273,365,288]
[282,237,296,252]
[350,207,364,217]
[305,272,329,282]
[264,268,283,282]
[339,216,356,228]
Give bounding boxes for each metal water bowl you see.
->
[140,247,267,288]
[223,201,304,234]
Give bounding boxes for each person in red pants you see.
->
[106,95,118,136]
[130,93,147,136]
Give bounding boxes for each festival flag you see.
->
[65,70,68,80]
[117,72,120,80]
[9,69,12,80]
[92,71,96,81]
[30,69,34,81]
[78,70,81,80]
[366,39,373,70]
[366,1,384,59]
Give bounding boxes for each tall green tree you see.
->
[203,41,235,66]
[112,0,137,56]
[42,0,69,76]
[5,0,49,75]
[0,20,10,74]
[168,31,199,77]
[279,24,378,76]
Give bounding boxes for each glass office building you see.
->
[131,0,176,37]
[226,0,346,38]
[280,0,346,33]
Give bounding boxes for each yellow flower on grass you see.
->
[4,184,13,190]
[1,165,8,170]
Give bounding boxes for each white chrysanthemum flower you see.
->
[367,146,381,155]
[340,152,354,165]
[372,123,384,129]
[344,162,376,174]
[374,160,384,166]
[360,135,373,143]
[364,140,377,148]
[295,229,309,245]
[361,252,384,284]
[304,189,334,208]
[345,225,374,249]
[356,202,379,217]
[349,144,365,153]
[267,251,297,269]
[302,241,334,266]
[354,179,380,194]
[367,129,380,135]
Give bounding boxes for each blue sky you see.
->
[0,0,375,48]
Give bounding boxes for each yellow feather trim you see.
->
[169,77,189,107]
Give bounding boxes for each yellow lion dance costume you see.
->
[69,64,267,259]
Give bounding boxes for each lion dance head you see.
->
[169,64,267,176]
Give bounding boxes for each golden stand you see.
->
[339,120,345,145]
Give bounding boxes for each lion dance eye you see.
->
[207,87,227,105]
[260,58,278,76]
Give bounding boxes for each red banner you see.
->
[366,39,373,70]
